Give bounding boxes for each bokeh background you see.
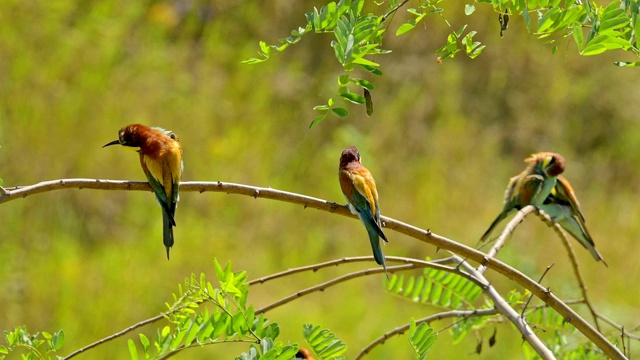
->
[1,0,639,358]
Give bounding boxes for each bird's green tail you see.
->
[480,211,509,243]
[363,216,388,278]
[163,210,174,260]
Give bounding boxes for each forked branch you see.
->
[0,179,626,359]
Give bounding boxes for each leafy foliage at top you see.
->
[244,0,640,126]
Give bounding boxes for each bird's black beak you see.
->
[102,139,121,148]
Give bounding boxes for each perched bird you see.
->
[338,146,388,276]
[103,124,183,259]
[538,176,607,266]
[480,152,565,242]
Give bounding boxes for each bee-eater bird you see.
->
[480,152,565,242]
[338,146,389,276]
[103,124,183,260]
[538,176,607,266]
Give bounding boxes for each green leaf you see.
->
[358,64,383,75]
[350,78,374,90]
[581,43,607,55]
[340,92,366,104]
[309,113,328,128]
[139,333,150,354]
[303,324,347,360]
[572,22,584,50]
[451,317,482,344]
[258,41,270,55]
[352,57,380,67]
[600,16,630,34]
[331,107,349,117]
[409,321,437,360]
[396,22,415,36]
[183,318,200,346]
[387,267,482,309]
[464,4,476,15]
[537,7,561,33]
[52,330,64,351]
[128,339,139,360]
[338,74,350,86]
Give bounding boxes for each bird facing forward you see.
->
[338,146,389,276]
[538,176,607,266]
[103,124,183,259]
[480,152,565,242]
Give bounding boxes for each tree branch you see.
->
[355,308,499,359]
[63,312,166,359]
[254,257,485,315]
[549,220,602,331]
[456,254,556,359]
[248,255,454,285]
[1,179,626,359]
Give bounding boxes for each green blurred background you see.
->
[1,0,639,358]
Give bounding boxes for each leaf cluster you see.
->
[244,0,640,125]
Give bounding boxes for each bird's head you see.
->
[339,146,360,168]
[103,124,147,149]
[527,152,565,177]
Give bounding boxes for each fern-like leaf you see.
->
[386,267,482,309]
[408,320,437,359]
[303,324,347,360]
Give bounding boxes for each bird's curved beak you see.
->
[102,139,121,148]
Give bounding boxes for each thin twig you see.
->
[594,312,640,340]
[254,259,484,314]
[521,263,555,318]
[248,255,454,285]
[63,312,169,359]
[0,179,626,359]
[381,0,410,22]
[355,308,498,359]
[548,219,602,332]
[477,205,536,275]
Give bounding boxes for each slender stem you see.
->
[477,205,536,274]
[355,308,498,359]
[522,263,555,318]
[256,264,426,314]
[546,219,602,332]
[0,179,626,359]
[63,312,168,359]
[248,255,454,286]
[381,0,410,22]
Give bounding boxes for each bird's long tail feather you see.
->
[360,214,388,278]
[480,211,509,243]
[163,210,174,260]
[559,217,608,267]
